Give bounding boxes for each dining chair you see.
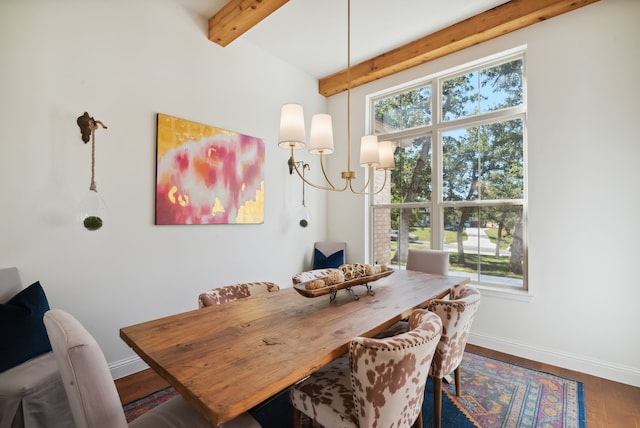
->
[406,249,449,275]
[198,281,280,308]
[43,309,261,428]
[427,284,481,428]
[289,309,442,428]
[375,249,450,338]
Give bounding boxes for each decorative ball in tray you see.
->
[293,263,393,300]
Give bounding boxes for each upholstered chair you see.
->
[375,249,450,339]
[43,309,261,428]
[427,284,481,428]
[0,267,73,428]
[406,249,449,275]
[289,309,442,428]
[198,281,279,308]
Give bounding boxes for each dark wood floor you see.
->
[115,344,640,427]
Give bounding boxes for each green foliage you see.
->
[389,229,465,249]
[450,253,523,279]
[83,216,103,231]
[387,249,522,280]
[484,228,511,249]
[374,86,432,130]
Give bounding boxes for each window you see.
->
[371,49,526,291]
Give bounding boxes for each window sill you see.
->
[472,283,534,302]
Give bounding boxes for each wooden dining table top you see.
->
[119,269,469,425]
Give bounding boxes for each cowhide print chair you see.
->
[289,309,442,428]
[427,284,481,428]
[198,281,280,308]
[43,309,260,428]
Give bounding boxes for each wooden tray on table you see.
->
[293,269,394,301]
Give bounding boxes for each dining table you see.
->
[119,269,470,426]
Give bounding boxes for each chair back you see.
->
[198,281,279,307]
[0,267,21,303]
[427,285,480,378]
[406,249,449,275]
[350,309,442,427]
[44,309,129,428]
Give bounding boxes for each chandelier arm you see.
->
[290,149,348,192]
[371,169,390,194]
[319,154,349,191]
[318,154,337,190]
[349,168,389,195]
[350,166,373,193]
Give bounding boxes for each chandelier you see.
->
[278,0,395,194]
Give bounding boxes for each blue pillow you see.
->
[0,281,52,372]
[313,248,344,269]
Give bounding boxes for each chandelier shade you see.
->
[278,103,306,149]
[309,114,334,154]
[359,135,380,167]
[378,141,396,170]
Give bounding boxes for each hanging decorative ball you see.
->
[83,215,103,231]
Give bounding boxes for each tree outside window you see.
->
[371,53,526,289]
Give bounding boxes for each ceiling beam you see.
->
[208,0,289,47]
[318,0,599,97]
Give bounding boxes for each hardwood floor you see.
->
[115,344,640,427]
[115,366,170,405]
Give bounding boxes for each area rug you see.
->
[123,352,586,428]
[123,386,179,422]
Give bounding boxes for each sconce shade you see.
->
[309,114,334,154]
[378,140,395,170]
[359,135,380,166]
[278,103,306,149]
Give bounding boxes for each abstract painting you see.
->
[155,113,264,225]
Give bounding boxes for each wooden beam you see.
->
[208,0,289,47]
[318,0,599,97]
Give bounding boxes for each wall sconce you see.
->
[76,112,108,231]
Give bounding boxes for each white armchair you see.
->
[0,267,73,428]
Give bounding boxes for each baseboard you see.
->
[109,355,148,380]
[469,332,640,387]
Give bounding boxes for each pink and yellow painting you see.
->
[155,113,264,225]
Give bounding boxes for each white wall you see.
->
[327,0,640,386]
[0,0,330,376]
